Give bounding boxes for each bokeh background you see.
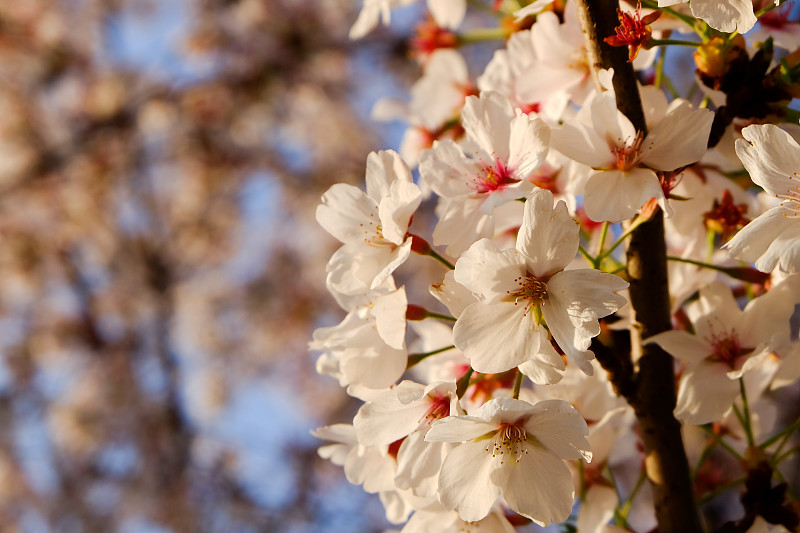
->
[0,0,428,531]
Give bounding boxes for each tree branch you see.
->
[575,1,702,531]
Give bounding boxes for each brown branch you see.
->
[575,1,702,531]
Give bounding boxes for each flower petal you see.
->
[516,188,579,278]
[453,300,546,374]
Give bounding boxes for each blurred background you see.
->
[0,0,428,531]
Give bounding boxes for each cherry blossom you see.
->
[725,124,800,273]
[425,397,591,525]
[452,188,628,379]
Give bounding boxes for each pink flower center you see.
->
[485,422,528,465]
[470,159,518,194]
[611,131,644,171]
[709,332,745,369]
[420,393,451,424]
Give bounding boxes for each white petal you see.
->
[426,416,499,443]
[433,196,495,257]
[493,442,575,526]
[737,124,800,195]
[380,179,422,244]
[420,139,481,198]
[550,122,614,169]
[645,330,712,365]
[724,207,798,272]
[674,361,740,425]
[317,183,378,244]
[577,485,618,533]
[366,149,413,201]
[373,287,408,350]
[517,188,579,277]
[523,399,591,461]
[461,92,514,162]
[590,93,638,148]
[438,441,501,521]
[641,100,713,171]
[544,270,628,372]
[690,0,757,33]
[427,0,466,29]
[454,239,525,303]
[507,115,550,179]
[583,168,662,223]
[354,388,430,446]
[395,432,449,496]
[453,301,546,374]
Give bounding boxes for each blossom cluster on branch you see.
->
[313,0,800,531]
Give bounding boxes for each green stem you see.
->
[738,378,755,448]
[456,367,474,398]
[458,27,509,44]
[406,345,456,368]
[511,370,524,399]
[696,477,745,505]
[654,46,667,89]
[596,221,610,258]
[618,468,648,524]
[701,424,743,460]
[579,244,596,265]
[755,0,781,18]
[425,312,457,322]
[760,416,800,450]
[649,39,700,48]
[640,0,703,33]
[578,459,587,502]
[596,217,645,263]
[427,248,455,270]
[692,439,716,480]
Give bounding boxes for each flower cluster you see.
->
[313,1,800,531]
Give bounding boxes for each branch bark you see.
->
[574,1,702,531]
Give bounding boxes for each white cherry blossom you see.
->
[647,280,797,424]
[452,188,628,380]
[318,150,422,295]
[725,124,800,273]
[420,91,550,256]
[425,397,591,525]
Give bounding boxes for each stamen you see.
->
[485,422,528,465]
[506,274,548,317]
[777,173,800,218]
[611,130,644,171]
[469,158,518,194]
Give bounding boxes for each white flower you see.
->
[647,280,796,424]
[658,0,757,34]
[317,150,421,296]
[354,380,460,497]
[452,188,628,380]
[425,397,591,525]
[725,124,800,273]
[420,91,550,256]
[551,91,713,222]
[350,0,466,40]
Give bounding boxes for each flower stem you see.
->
[428,248,455,270]
[761,416,800,451]
[737,378,756,448]
[649,39,700,48]
[456,367,474,398]
[511,370,524,399]
[425,312,457,322]
[701,424,743,460]
[458,27,509,44]
[406,345,456,368]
